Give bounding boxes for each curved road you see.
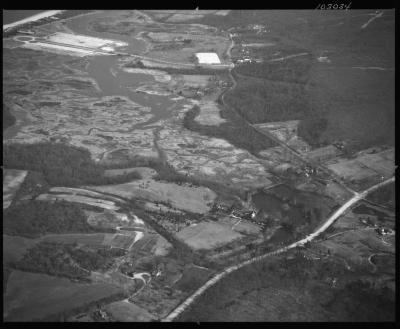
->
[162,176,394,321]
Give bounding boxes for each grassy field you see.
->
[173,265,212,293]
[105,301,156,322]
[109,233,136,250]
[88,179,217,214]
[176,222,243,250]
[326,148,395,182]
[4,271,125,321]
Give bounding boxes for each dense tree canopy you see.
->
[3,200,95,238]
[3,142,141,187]
[15,242,126,280]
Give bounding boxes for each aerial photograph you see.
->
[2,8,395,322]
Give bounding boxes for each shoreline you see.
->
[3,10,64,31]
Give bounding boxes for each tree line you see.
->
[3,200,102,238]
[3,142,141,187]
[183,104,276,155]
[14,241,126,281]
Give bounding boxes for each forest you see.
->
[14,242,126,280]
[234,55,312,84]
[3,142,141,187]
[179,250,395,321]
[3,200,100,238]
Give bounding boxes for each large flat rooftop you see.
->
[195,52,221,64]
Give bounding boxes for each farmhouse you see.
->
[195,52,221,64]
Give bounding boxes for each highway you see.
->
[162,176,394,321]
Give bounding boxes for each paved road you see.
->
[162,176,394,322]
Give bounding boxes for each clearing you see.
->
[87,179,217,214]
[194,101,226,126]
[176,221,243,250]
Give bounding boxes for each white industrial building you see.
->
[195,52,221,64]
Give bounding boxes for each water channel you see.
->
[65,11,189,129]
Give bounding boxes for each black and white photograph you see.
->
[2,5,396,322]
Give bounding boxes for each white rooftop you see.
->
[195,52,221,64]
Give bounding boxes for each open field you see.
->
[87,179,217,214]
[194,101,226,126]
[217,217,261,236]
[173,265,212,293]
[105,301,156,322]
[109,233,138,250]
[3,169,28,209]
[178,75,211,87]
[176,222,243,250]
[151,235,173,256]
[4,270,125,321]
[326,148,395,182]
[36,193,120,211]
